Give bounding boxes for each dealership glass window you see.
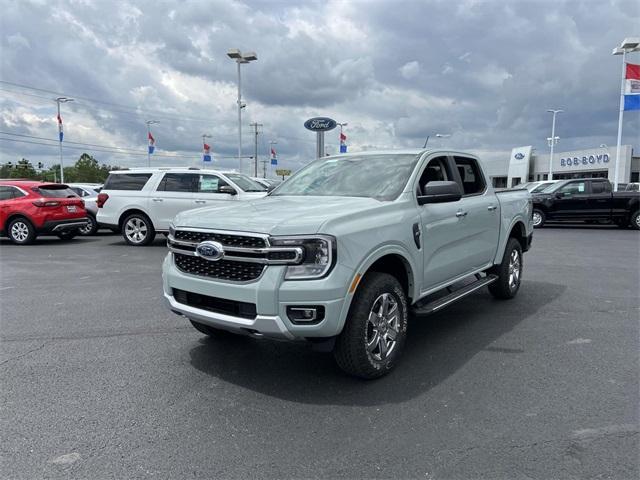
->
[558,181,586,195]
[453,156,486,195]
[103,173,152,191]
[157,173,197,192]
[198,175,229,193]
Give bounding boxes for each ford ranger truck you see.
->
[163,150,533,379]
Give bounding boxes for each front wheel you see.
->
[532,209,545,228]
[333,272,408,379]
[122,213,155,246]
[631,211,640,231]
[488,237,523,300]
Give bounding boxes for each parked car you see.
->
[251,177,282,191]
[624,182,639,192]
[97,168,268,246]
[0,180,88,244]
[531,178,640,229]
[163,150,533,378]
[515,180,559,193]
[67,183,102,235]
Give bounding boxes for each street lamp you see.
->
[423,133,450,148]
[227,49,258,174]
[146,120,159,167]
[55,96,73,183]
[546,109,563,181]
[612,37,640,191]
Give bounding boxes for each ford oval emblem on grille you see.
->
[196,241,224,261]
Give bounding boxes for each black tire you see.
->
[189,320,236,338]
[6,217,36,245]
[488,237,523,300]
[333,272,408,379]
[122,213,155,246]
[532,209,545,228]
[78,214,98,236]
[631,211,640,231]
[57,229,79,241]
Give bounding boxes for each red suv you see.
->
[0,180,88,245]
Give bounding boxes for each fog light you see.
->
[287,306,325,324]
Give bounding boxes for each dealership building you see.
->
[485,145,639,188]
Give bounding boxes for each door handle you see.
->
[455,210,468,218]
[152,198,163,202]
[487,205,497,211]
[194,200,206,204]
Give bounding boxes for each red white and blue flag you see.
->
[57,114,64,142]
[270,147,277,165]
[624,63,640,111]
[203,143,211,162]
[148,132,155,154]
[339,131,347,153]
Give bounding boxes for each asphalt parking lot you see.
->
[1,226,638,479]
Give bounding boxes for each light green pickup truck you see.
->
[163,150,533,378]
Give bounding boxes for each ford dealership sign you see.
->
[514,152,525,160]
[304,117,337,132]
[560,153,609,167]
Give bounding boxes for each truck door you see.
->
[586,180,612,220]
[451,155,501,270]
[549,180,589,220]
[148,173,197,230]
[193,174,236,208]
[417,156,469,291]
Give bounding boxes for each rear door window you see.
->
[157,173,197,192]
[103,173,152,191]
[591,182,610,194]
[453,156,486,195]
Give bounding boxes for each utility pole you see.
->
[249,122,263,177]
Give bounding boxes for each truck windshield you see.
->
[271,154,420,200]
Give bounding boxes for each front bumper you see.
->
[162,252,354,340]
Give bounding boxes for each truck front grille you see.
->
[174,230,266,248]
[174,253,265,282]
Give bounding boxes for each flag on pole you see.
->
[148,132,155,154]
[339,132,347,153]
[203,143,212,162]
[624,63,640,111]
[57,114,64,142]
[270,147,277,165]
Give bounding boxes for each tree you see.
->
[0,158,38,179]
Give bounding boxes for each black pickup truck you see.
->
[531,178,639,230]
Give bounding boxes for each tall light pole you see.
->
[546,110,562,180]
[55,97,73,183]
[146,120,159,167]
[612,37,640,191]
[227,49,257,174]
[202,134,212,168]
[423,133,450,148]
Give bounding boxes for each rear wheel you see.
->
[122,213,155,246]
[488,237,523,300]
[78,214,98,235]
[7,217,36,245]
[333,272,408,379]
[631,211,640,231]
[57,229,79,241]
[532,209,545,228]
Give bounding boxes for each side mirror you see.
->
[219,185,237,196]
[417,181,462,205]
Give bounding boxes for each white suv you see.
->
[96,167,268,245]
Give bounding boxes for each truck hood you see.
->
[173,195,382,235]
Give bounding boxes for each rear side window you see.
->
[103,173,152,191]
[0,186,14,200]
[453,156,486,195]
[157,173,197,192]
[591,182,611,194]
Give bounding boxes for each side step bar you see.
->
[411,274,498,316]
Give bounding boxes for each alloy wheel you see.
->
[10,221,29,243]
[366,293,400,362]
[125,217,148,244]
[79,216,94,235]
[508,249,521,291]
[532,212,542,227]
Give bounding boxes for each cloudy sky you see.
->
[1,0,639,175]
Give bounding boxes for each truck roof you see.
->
[108,167,239,174]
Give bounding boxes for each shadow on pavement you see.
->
[188,279,566,406]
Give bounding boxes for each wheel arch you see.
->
[494,220,528,264]
[4,213,33,233]
[118,208,153,230]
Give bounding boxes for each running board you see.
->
[412,274,498,316]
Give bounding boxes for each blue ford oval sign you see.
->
[196,241,224,261]
[514,152,525,160]
[304,117,337,132]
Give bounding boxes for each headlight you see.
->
[269,235,336,280]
